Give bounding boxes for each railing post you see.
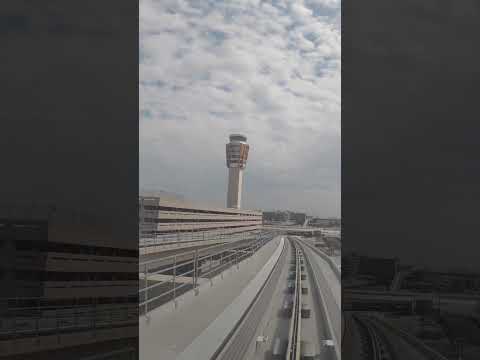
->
[13,297,17,341]
[93,299,97,338]
[210,253,214,286]
[144,263,148,316]
[74,298,78,330]
[36,298,40,343]
[110,304,114,327]
[220,252,224,279]
[193,249,198,290]
[56,307,60,344]
[173,255,177,306]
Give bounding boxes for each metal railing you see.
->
[155,210,261,219]
[0,297,138,339]
[139,233,276,316]
[80,347,137,360]
[140,228,264,248]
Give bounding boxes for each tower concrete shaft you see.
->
[227,167,244,209]
[226,134,249,209]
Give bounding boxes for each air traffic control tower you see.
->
[226,134,249,209]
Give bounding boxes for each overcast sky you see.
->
[139,0,340,217]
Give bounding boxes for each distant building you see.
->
[139,195,263,249]
[0,203,137,357]
[263,211,289,224]
[309,218,341,228]
[262,210,306,225]
[290,212,307,225]
[403,270,480,294]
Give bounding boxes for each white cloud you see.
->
[307,0,341,9]
[290,2,314,22]
[140,0,340,217]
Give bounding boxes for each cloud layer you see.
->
[140,0,340,217]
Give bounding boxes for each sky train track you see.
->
[352,314,397,360]
[344,309,450,360]
[285,243,303,360]
[291,238,339,360]
[213,236,338,360]
[214,237,288,360]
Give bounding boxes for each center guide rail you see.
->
[286,241,302,360]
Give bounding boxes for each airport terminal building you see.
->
[0,203,138,358]
[139,192,263,254]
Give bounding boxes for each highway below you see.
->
[216,236,340,360]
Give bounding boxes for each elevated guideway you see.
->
[295,238,340,360]
[139,236,284,360]
[140,234,343,360]
[217,237,340,360]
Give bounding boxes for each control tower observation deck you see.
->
[225,134,249,209]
